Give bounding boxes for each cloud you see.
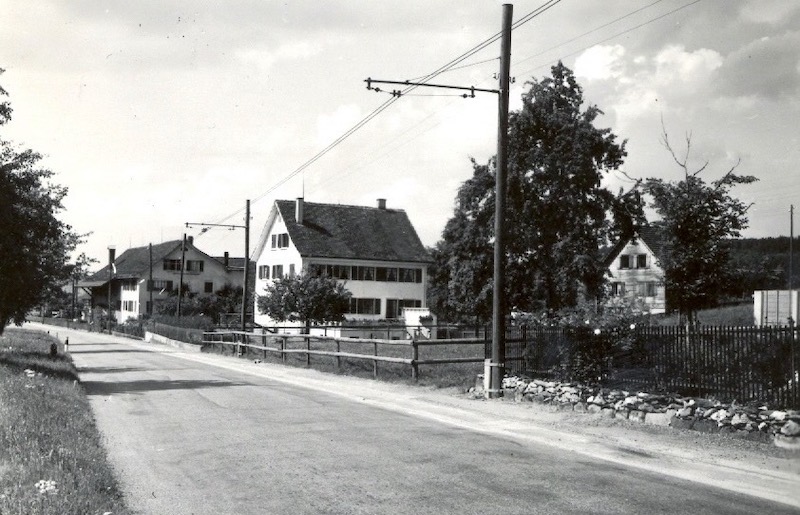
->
[316,104,362,147]
[574,45,626,81]
[714,32,800,100]
[235,41,322,71]
[738,2,800,25]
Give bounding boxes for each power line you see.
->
[201,1,563,230]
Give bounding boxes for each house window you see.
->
[258,265,270,279]
[637,281,658,297]
[619,254,648,270]
[348,298,381,315]
[122,281,137,291]
[386,299,422,319]
[271,265,284,279]
[163,259,182,271]
[271,233,290,249]
[204,281,214,293]
[186,260,204,273]
[150,279,174,292]
[611,282,626,296]
[122,300,136,312]
[354,266,375,281]
[399,268,422,283]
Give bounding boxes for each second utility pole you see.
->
[489,3,512,399]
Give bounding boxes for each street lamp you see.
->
[186,199,251,334]
[107,245,116,333]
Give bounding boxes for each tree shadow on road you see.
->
[82,378,249,395]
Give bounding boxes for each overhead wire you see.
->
[200,0,563,231]
[201,0,704,233]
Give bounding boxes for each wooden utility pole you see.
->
[489,3,513,399]
[241,199,250,334]
[790,204,795,290]
[148,243,154,316]
[178,233,187,317]
[107,246,115,332]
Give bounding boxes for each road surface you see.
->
[28,324,800,514]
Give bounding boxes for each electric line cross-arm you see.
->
[365,78,499,98]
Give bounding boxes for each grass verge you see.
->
[0,328,131,515]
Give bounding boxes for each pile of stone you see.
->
[492,376,800,449]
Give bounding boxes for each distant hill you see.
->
[725,236,798,297]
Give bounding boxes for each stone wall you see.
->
[483,376,800,450]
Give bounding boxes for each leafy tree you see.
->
[257,274,352,330]
[0,69,81,334]
[430,62,643,322]
[645,128,757,324]
[155,283,245,324]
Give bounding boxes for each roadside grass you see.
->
[0,329,131,515]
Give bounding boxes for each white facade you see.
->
[606,237,666,314]
[253,203,430,328]
[107,245,243,322]
[753,290,799,326]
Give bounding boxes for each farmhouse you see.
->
[253,198,432,328]
[80,238,247,323]
[603,226,667,314]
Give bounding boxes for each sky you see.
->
[2,0,799,268]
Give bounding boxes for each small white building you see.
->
[603,227,667,314]
[253,198,433,328]
[753,290,799,326]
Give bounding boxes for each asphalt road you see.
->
[30,324,800,515]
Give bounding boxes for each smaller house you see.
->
[603,226,667,314]
[80,238,247,323]
[253,198,433,330]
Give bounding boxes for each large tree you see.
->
[257,274,352,330]
[645,129,757,324]
[0,69,80,333]
[430,62,643,322]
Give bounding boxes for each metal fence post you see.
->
[336,340,341,369]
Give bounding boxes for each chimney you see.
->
[377,198,386,210]
[187,235,194,245]
[295,197,304,224]
[223,251,229,267]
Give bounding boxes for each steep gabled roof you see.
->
[83,240,183,283]
[603,225,668,266]
[260,200,432,264]
[82,240,242,285]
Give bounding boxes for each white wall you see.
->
[608,239,665,314]
[253,210,303,326]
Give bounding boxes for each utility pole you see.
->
[790,204,795,290]
[178,233,186,317]
[365,4,512,397]
[185,199,251,333]
[241,199,251,334]
[148,243,154,316]
[489,3,513,399]
[107,246,115,332]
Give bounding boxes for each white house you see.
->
[603,226,667,314]
[253,198,433,328]
[80,238,247,323]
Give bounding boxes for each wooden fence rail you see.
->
[202,331,526,380]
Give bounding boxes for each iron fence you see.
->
[519,325,799,408]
